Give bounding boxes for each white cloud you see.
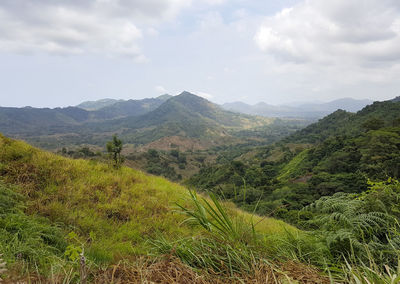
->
[254,0,400,93]
[255,0,400,66]
[0,0,209,58]
[155,85,167,93]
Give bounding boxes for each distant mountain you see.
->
[84,91,276,146]
[0,94,173,136]
[77,98,123,110]
[1,92,293,150]
[0,106,90,136]
[91,94,172,120]
[222,101,253,114]
[391,96,400,102]
[296,98,374,113]
[222,98,373,118]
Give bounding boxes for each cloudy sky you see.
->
[0,0,399,107]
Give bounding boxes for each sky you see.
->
[0,0,399,108]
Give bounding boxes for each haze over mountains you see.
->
[222,98,373,118]
[77,95,373,119]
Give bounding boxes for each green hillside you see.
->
[183,99,400,282]
[285,100,400,143]
[188,100,400,221]
[1,134,323,283]
[1,134,400,283]
[97,92,278,145]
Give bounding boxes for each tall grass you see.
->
[341,257,400,283]
[152,189,330,282]
[0,254,6,279]
[152,190,260,276]
[0,181,67,275]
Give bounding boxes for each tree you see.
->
[362,117,384,131]
[106,135,124,168]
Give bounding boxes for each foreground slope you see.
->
[0,134,299,280]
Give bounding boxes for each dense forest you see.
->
[187,100,400,226]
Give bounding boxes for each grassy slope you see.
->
[277,149,310,181]
[0,134,294,266]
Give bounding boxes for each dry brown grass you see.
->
[280,261,330,284]
[96,257,210,284]
[94,257,330,284]
[0,257,330,283]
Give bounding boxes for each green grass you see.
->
[0,181,67,275]
[277,149,310,181]
[0,133,298,278]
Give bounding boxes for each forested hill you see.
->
[187,99,400,223]
[94,92,274,133]
[284,100,400,143]
[74,91,282,148]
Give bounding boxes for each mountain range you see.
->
[222,98,373,118]
[0,94,172,136]
[1,92,304,150]
[0,92,382,152]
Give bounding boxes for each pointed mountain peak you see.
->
[171,91,211,104]
[177,91,199,98]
